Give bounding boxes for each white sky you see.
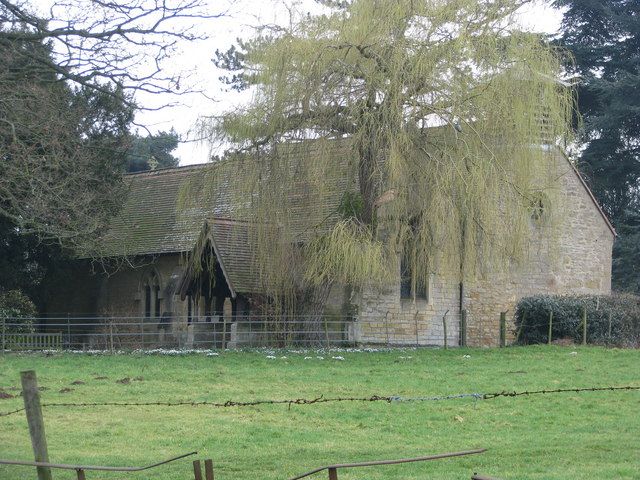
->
[32,0,563,166]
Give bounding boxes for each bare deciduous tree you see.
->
[0,0,226,252]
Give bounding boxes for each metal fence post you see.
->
[515,310,525,344]
[109,320,115,353]
[499,312,506,348]
[384,311,391,347]
[582,306,587,345]
[1,317,5,354]
[328,467,338,480]
[20,370,52,480]
[460,310,467,347]
[547,310,553,345]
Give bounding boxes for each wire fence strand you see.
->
[1,386,638,418]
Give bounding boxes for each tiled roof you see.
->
[93,144,354,293]
[197,218,262,295]
[95,164,221,257]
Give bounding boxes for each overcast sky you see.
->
[33,0,563,166]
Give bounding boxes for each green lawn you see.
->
[0,346,638,480]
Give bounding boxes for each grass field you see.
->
[0,346,638,480]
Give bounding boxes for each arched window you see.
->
[142,272,161,319]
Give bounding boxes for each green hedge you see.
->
[515,293,640,347]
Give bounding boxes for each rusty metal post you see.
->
[75,468,86,480]
[328,467,338,480]
[193,460,203,480]
[204,459,214,480]
[20,370,52,480]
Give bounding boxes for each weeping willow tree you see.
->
[191,0,575,335]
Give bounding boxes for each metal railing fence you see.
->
[0,312,462,351]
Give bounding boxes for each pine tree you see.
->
[554,0,640,292]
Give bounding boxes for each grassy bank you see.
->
[0,346,638,479]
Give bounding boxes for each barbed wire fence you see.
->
[1,385,638,418]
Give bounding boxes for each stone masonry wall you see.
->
[356,150,614,347]
[353,259,461,346]
[464,151,614,346]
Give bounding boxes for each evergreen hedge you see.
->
[0,290,36,334]
[514,293,640,347]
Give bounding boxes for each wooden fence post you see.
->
[582,306,587,346]
[193,460,203,480]
[499,312,506,348]
[547,311,553,345]
[442,310,449,350]
[328,467,338,480]
[204,459,214,480]
[460,310,467,347]
[20,370,52,480]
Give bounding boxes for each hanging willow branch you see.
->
[188,0,575,313]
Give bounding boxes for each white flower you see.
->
[266,355,277,359]
[332,356,345,360]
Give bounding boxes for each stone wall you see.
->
[353,260,461,346]
[93,253,187,318]
[356,150,614,347]
[464,151,614,346]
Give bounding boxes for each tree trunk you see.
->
[299,281,334,346]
